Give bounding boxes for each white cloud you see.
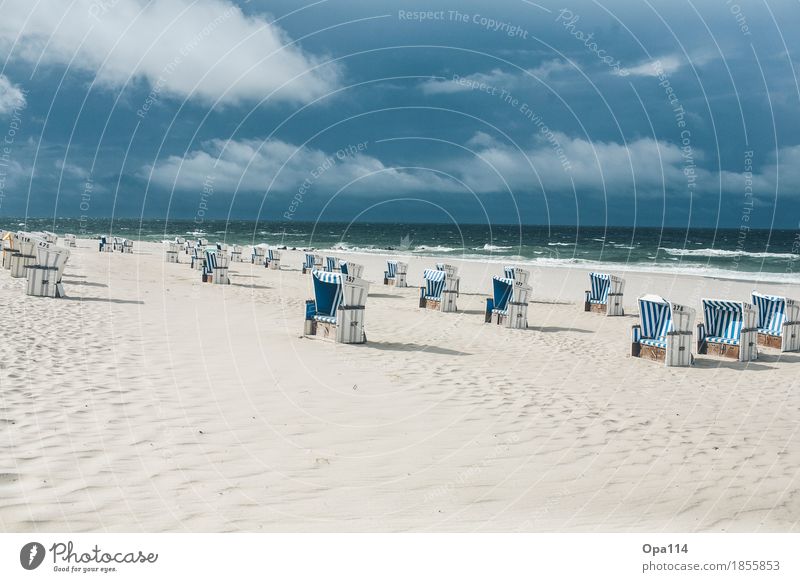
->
[0,75,26,115]
[420,60,571,94]
[0,0,339,105]
[627,55,683,77]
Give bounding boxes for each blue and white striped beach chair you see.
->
[503,265,531,285]
[304,270,370,343]
[419,268,456,312]
[266,248,282,270]
[202,249,230,284]
[631,294,695,366]
[751,292,800,352]
[697,299,758,361]
[435,263,460,295]
[340,261,363,278]
[98,236,114,252]
[325,256,340,272]
[485,274,531,328]
[384,259,408,287]
[584,272,624,316]
[302,253,321,274]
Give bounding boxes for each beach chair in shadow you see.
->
[202,249,230,284]
[165,242,181,263]
[26,241,70,298]
[340,261,363,278]
[302,253,322,274]
[436,263,460,295]
[584,272,624,316]
[697,299,758,361]
[1,231,16,269]
[64,234,77,248]
[325,256,340,272]
[99,236,114,252]
[10,232,40,278]
[384,260,408,287]
[419,268,457,312]
[751,292,800,352]
[266,248,282,270]
[631,294,695,366]
[485,275,531,328]
[304,270,369,343]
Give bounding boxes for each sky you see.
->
[0,0,798,228]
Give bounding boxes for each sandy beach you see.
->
[1,238,799,533]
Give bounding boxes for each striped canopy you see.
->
[638,295,673,347]
[268,249,277,261]
[492,276,514,313]
[386,260,398,278]
[312,269,344,320]
[422,268,446,300]
[588,272,611,304]
[203,249,217,275]
[752,292,786,336]
[503,266,517,279]
[702,299,745,344]
[325,256,339,272]
[304,253,316,268]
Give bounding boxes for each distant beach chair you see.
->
[10,232,40,278]
[304,269,369,343]
[485,274,531,329]
[325,256,340,272]
[751,292,800,352]
[384,259,408,287]
[584,272,625,316]
[436,263,460,295]
[165,242,181,263]
[99,236,114,252]
[419,268,457,312]
[121,239,133,254]
[196,237,208,248]
[302,253,322,274]
[503,265,531,285]
[42,231,58,244]
[251,245,267,265]
[202,249,230,284]
[266,248,282,270]
[26,241,70,298]
[340,261,363,278]
[190,246,206,270]
[64,233,77,248]
[631,294,695,367]
[229,244,242,262]
[697,299,758,361]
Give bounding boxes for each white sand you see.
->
[1,239,799,532]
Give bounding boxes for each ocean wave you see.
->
[548,242,574,246]
[477,244,513,251]
[660,247,799,259]
[412,245,457,253]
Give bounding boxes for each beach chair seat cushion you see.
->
[639,337,667,348]
[704,335,740,346]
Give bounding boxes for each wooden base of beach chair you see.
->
[698,333,757,362]
[212,267,230,284]
[634,343,666,363]
[758,325,800,352]
[632,332,692,366]
[585,294,624,316]
[384,273,407,287]
[758,333,783,350]
[165,251,179,263]
[419,290,457,313]
[10,254,35,278]
[702,341,740,360]
[487,302,528,329]
[304,309,366,344]
[585,301,605,314]
[26,266,64,298]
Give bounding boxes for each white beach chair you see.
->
[251,245,266,265]
[190,246,206,270]
[10,232,42,278]
[419,268,457,312]
[165,242,181,263]
[631,294,695,367]
[229,244,242,263]
[202,249,230,284]
[384,260,408,287]
[98,236,114,252]
[485,273,531,329]
[25,241,70,298]
[436,263,460,295]
[121,239,134,253]
[503,265,531,285]
[584,272,625,316]
[266,248,282,270]
[696,299,758,362]
[304,270,369,343]
[751,292,800,352]
[340,261,363,278]
[302,253,322,274]
[64,233,77,248]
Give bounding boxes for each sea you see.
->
[5,218,800,284]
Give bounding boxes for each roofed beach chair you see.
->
[165,241,181,263]
[419,268,457,312]
[64,233,77,248]
[503,265,531,285]
[697,299,758,361]
[304,269,369,343]
[99,236,114,252]
[26,241,70,298]
[436,263,460,295]
[42,231,58,244]
[631,294,695,366]
[191,246,206,270]
[340,261,363,278]
[9,232,40,278]
[183,239,193,254]
[751,292,800,352]
[202,249,230,284]
[266,248,282,270]
[197,237,208,248]
[325,256,340,272]
[384,259,408,287]
[485,274,531,329]
[121,238,134,253]
[229,244,242,263]
[251,245,267,265]
[302,253,322,274]
[584,272,625,316]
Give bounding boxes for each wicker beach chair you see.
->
[631,294,695,366]
[303,270,369,343]
[696,299,758,361]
